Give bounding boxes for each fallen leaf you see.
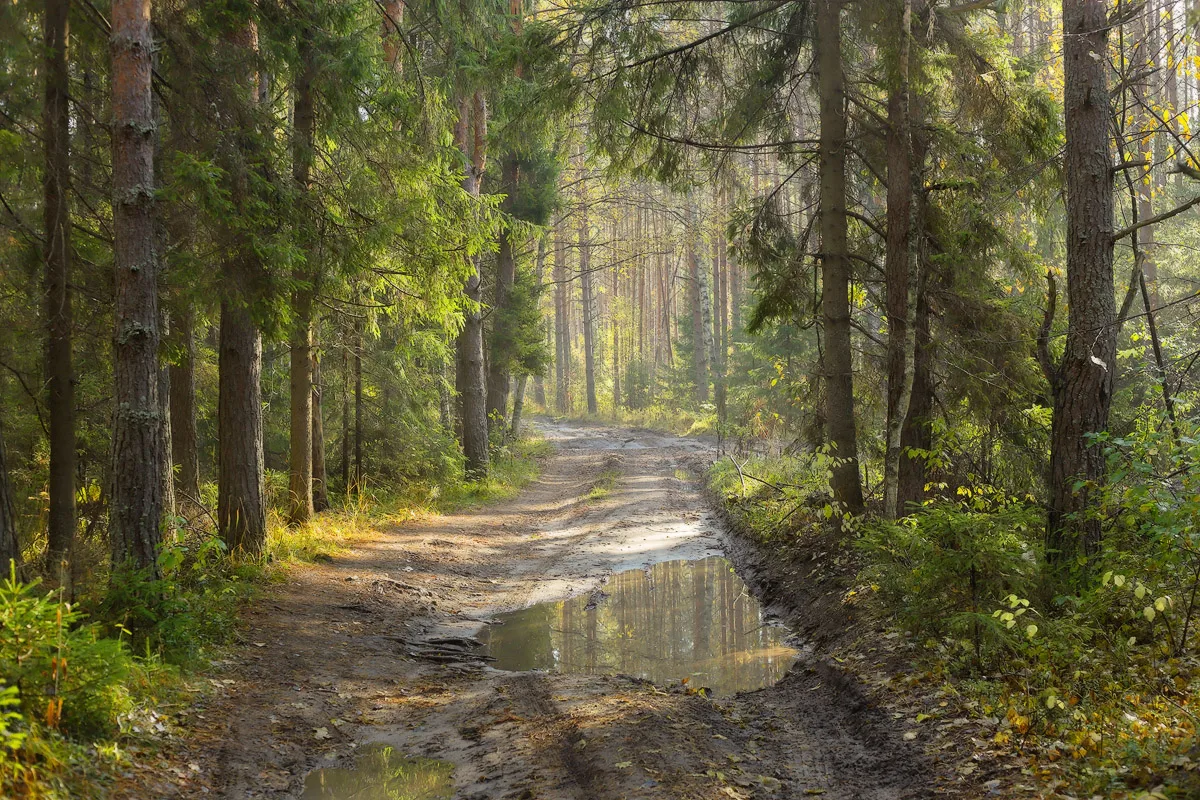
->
[313,727,331,740]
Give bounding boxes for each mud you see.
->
[133,420,940,800]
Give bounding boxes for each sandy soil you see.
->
[131,420,939,800]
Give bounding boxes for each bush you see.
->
[0,565,132,739]
[857,491,1042,666]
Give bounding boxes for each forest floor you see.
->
[123,420,954,800]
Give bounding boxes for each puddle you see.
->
[301,744,453,799]
[479,557,798,695]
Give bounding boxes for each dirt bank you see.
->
[129,420,945,799]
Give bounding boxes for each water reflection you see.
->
[300,744,453,800]
[480,557,797,695]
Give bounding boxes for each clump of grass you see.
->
[586,469,621,501]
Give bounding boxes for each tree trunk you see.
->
[312,344,329,512]
[687,202,708,402]
[218,299,266,553]
[43,0,75,576]
[816,0,865,513]
[511,374,528,439]
[110,0,163,574]
[612,261,620,414]
[354,322,363,488]
[0,410,20,572]
[1045,0,1116,564]
[487,219,518,428]
[580,198,599,414]
[534,236,548,407]
[883,0,925,520]
[288,28,317,525]
[170,308,200,506]
[218,19,267,555]
[341,337,350,491]
[554,229,569,412]
[455,93,490,476]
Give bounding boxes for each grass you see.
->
[544,403,718,439]
[585,469,621,502]
[0,432,551,799]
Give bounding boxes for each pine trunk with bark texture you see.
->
[288,29,316,525]
[218,19,267,554]
[110,0,163,574]
[43,0,75,574]
[1045,0,1116,564]
[817,0,865,513]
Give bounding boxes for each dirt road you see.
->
[145,421,936,799]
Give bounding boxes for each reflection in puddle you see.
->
[300,744,453,799]
[480,557,797,695]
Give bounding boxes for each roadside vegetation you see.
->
[0,436,546,799]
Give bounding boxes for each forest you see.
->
[3,0,1200,797]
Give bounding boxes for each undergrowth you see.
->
[0,433,549,798]
[708,433,1200,799]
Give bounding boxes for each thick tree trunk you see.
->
[312,345,329,512]
[218,19,267,554]
[580,200,599,414]
[110,0,163,574]
[43,0,75,575]
[218,299,266,553]
[455,93,490,476]
[816,0,865,513]
[170,309,201,505]
[1045,0,1116,564]
[288,30,317,525]
[0,411,20,572]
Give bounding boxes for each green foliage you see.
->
[857,493,1043,656]
[0,567,132,739]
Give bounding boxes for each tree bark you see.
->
[554,228,569,412]
[312,343,329,512]
[1045,0,1116,564]
[487,208,518,427]
[169,308,200,506]
[110,0,163,574]
[288,27,317,525]
[0,409,20,572]
[354,322,363,488]
[687,202,708,402]
[511,374,528,439]
[218,299,266,553]
[218,19,267,554]
[455,93,490,476]
[816,0,865,513]
[883,0,925,520]
[580,195,599,414]
[43,0,75,576]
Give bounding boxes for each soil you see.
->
[127,420,956,800]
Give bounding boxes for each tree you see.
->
[288,22,317,525]
[217,16,267,554]
[455,91,491,477]
[0,411,19,571]
[1039,0,1116,564]
[43,0,75,579]
[816,0,865,513]
[109,0,164,573]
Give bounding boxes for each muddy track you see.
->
[132,420,939,800]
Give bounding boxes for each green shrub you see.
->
[0,566,132,739]
[857,492,1042,665]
